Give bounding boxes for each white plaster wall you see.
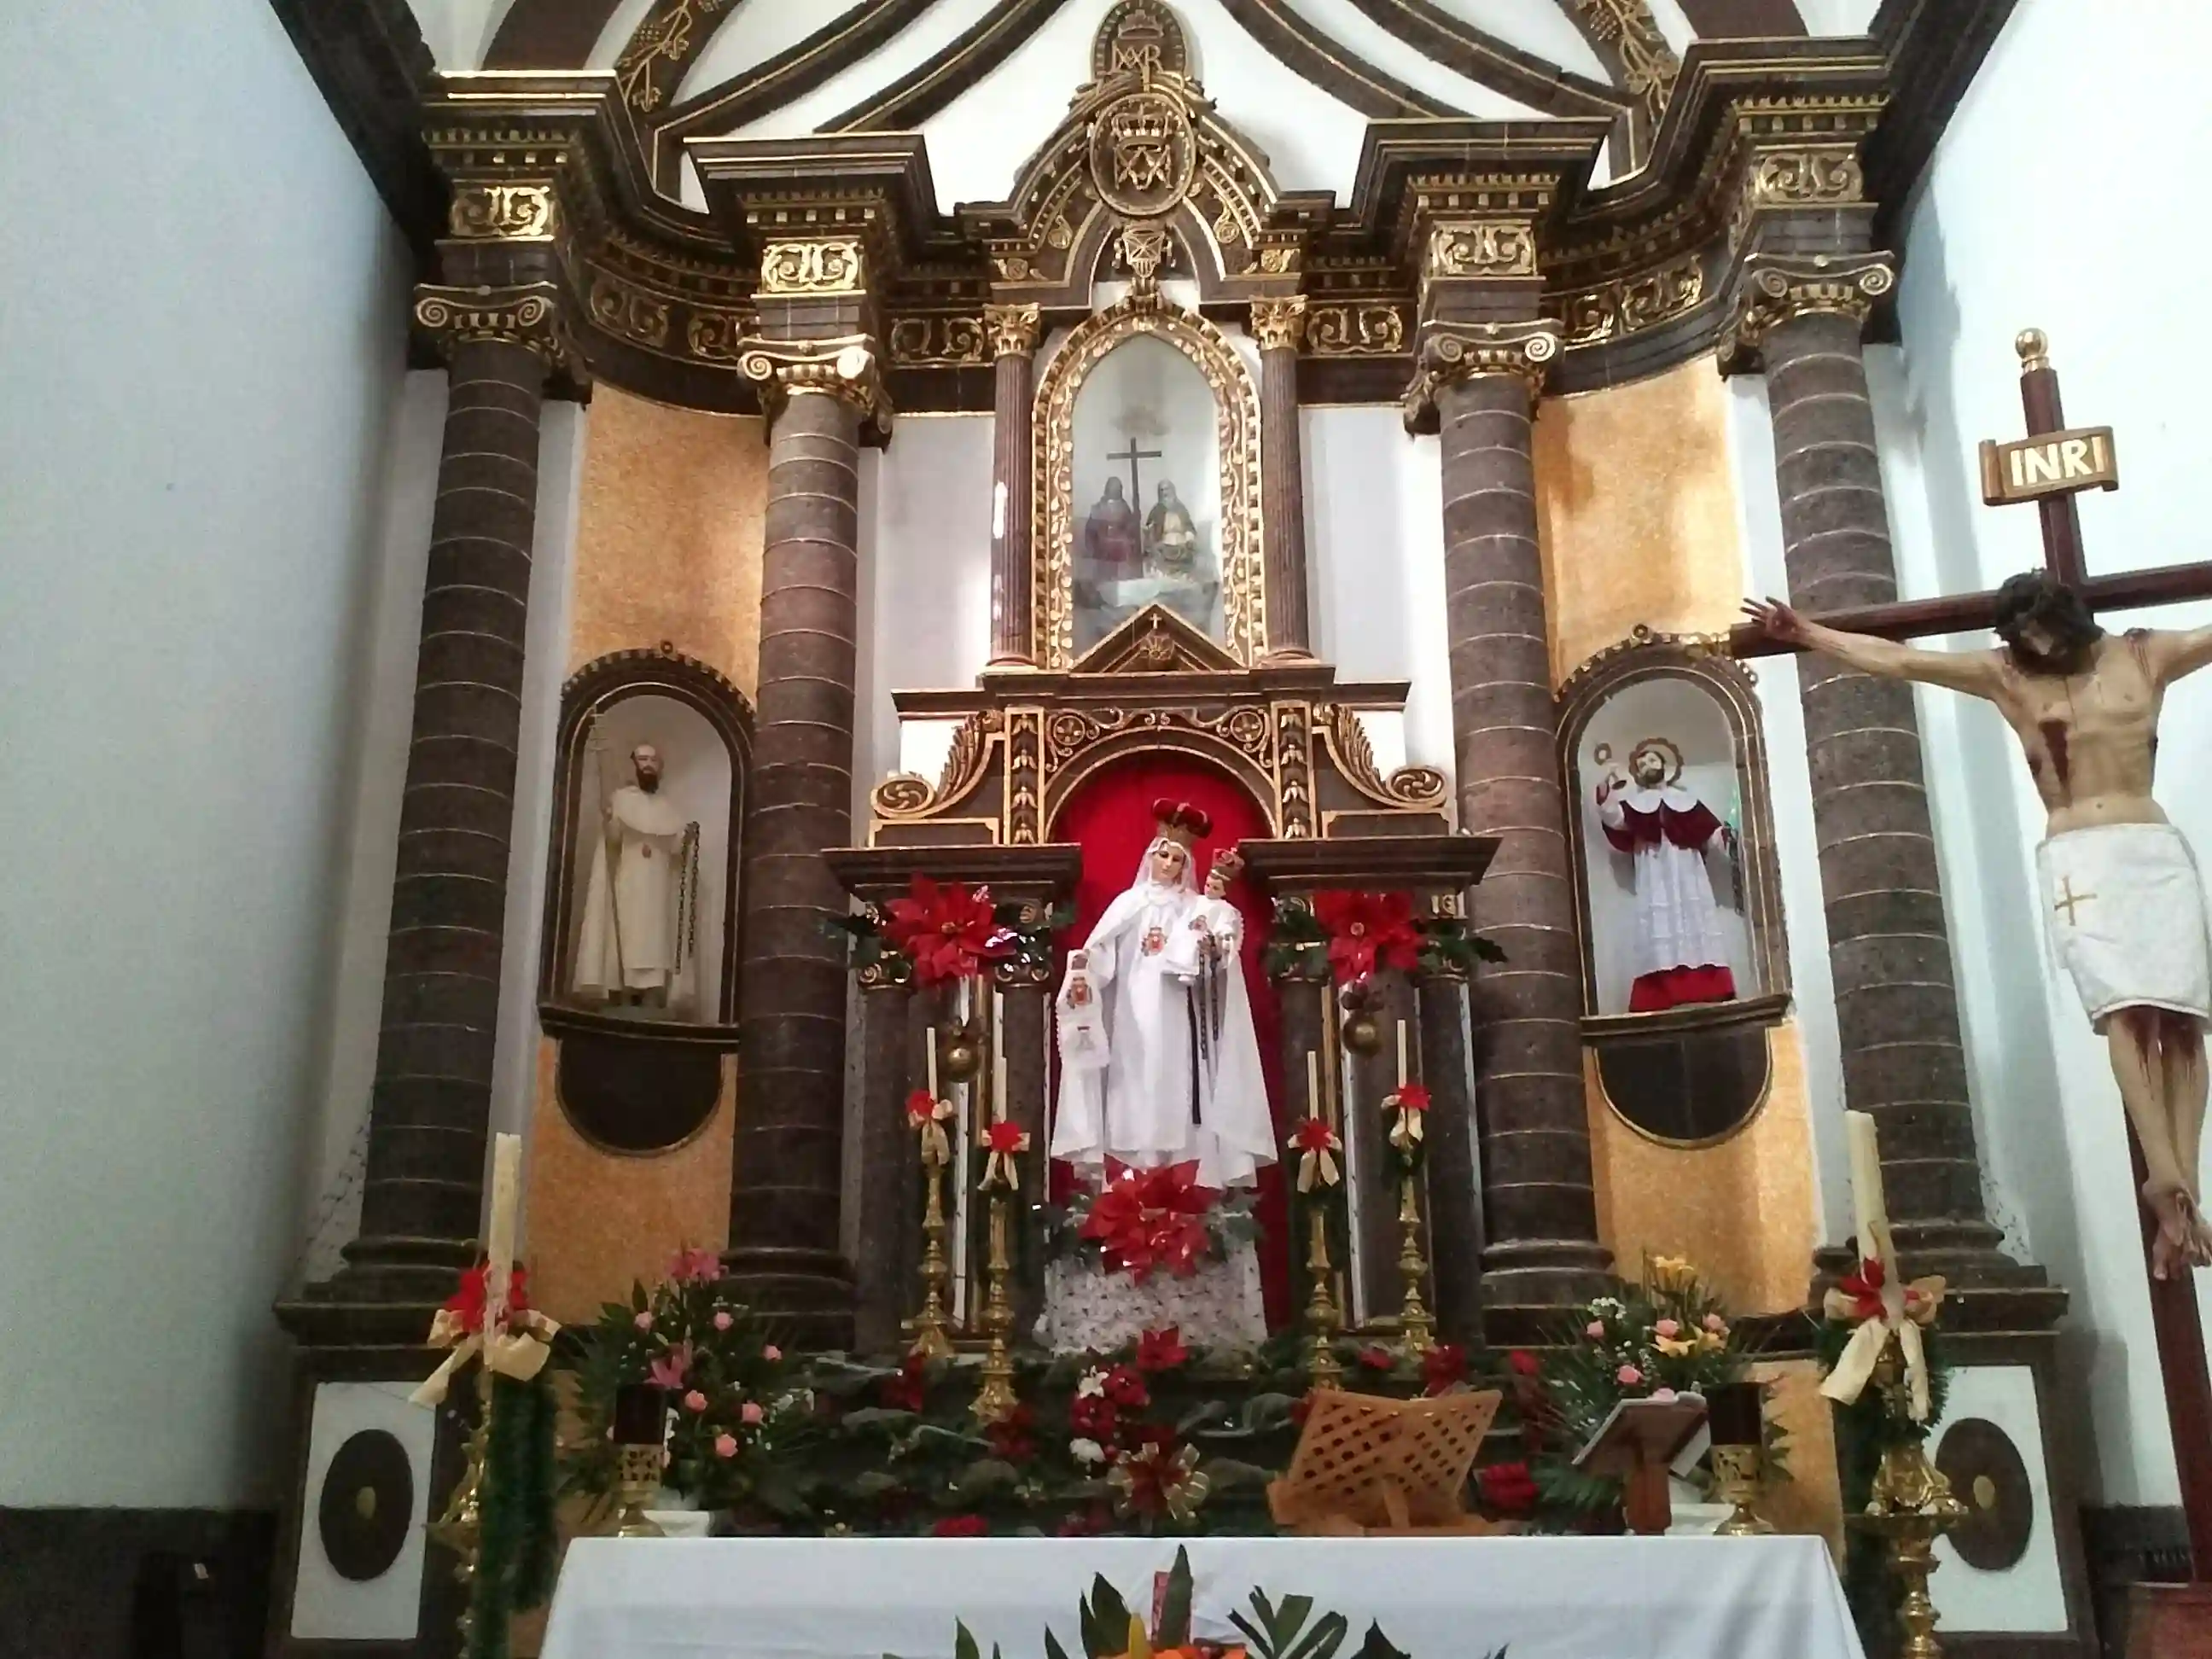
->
[1874,0,2212,1505]
[0,4,414,1505]
[859,416,997,808]
[405,0,517,68]
[1305,406,1453,786]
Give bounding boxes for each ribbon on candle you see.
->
[978,1119,1030,1191]
[1291,1118,1342,1191]
[1819,1110,1945,1422]
[905,1087,952,1167]
[1385,1082,1430,1155]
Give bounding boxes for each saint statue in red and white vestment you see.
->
[1597,738,1738,1013]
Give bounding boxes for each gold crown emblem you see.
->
[1109,102,1174,144]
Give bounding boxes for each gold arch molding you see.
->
[1033,293,1266,670]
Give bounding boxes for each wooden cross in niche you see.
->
[1108,435,1162,500]
[1729,330,2212,658]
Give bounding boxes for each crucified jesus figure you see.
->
[1746,573,2212,1277]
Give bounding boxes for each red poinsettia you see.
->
[1311,890,1422,983]
[882,876,1009,985]
[1477,1460,1540,1516]
[442,1260,530,1336]
[1356,1344,1396,1372]
[1136,1326,1189,1373]
[1080,1161,1218,1281]
[1507,1348,1541,1378]
[987,1403,1038,1464]
[1069,1394,1118,1441]
[1103,1364,1150,1411]
[1422,1342,1467,1395]
[1392,1083,1432,1115]
[932,1514,989,1537]
[879,1354,928,1412]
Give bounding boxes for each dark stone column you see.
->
[985,304,1039,667]
[340,286,571,1297]
[726,350,885,1348]
[1736,259,2008,1276]
[996,972,1051,1341]
[851,979,915,1354]
[1412,322,1611,1333]
[1251,297,1313,661]
[1417,967,1483,1345]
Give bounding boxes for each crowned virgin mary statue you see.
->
[1046,800,1275,1349]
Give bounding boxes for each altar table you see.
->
[540,1535,1865,1659]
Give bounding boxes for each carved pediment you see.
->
[1074,603,1243,675]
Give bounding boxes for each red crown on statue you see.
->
[1150,798,1213,848]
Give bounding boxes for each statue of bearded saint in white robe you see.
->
[573,741,701,1013]
[1051,823,1275,1191]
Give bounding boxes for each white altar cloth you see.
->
[541,1535,1863,1659]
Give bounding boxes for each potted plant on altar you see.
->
[1519,1254,1787,1528]
[563,1248,817,1528]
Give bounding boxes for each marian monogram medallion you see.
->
[1142,925,1167,956]
[1090,91,1195,218]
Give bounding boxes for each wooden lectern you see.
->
[1573,1395,1710,1535]
[1267,1389,1505,1535]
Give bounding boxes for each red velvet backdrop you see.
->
[1049,756,1290,1327]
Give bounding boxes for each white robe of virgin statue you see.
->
[574,784,693,1001]
[1051,839,1277,1190]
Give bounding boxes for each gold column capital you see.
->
[983,302,1042,358]
[1248,295,1308,353]
[412,281,584,384]
[738,334,893,441]
[1719,251,1895,374]
[1401,319,1560,432]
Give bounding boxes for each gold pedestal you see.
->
[970,1194,1019,1423]
[1394,1175,1435,1356]
[1709,1444,1773,1536]
[612,1442,666,1538]
[1854,1438,1968,1659]
[423,1368,492,1641]
[1304,1205,1343,1388]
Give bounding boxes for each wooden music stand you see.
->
[1573,1395,1710,1535]
[1267,1389,1506,1535]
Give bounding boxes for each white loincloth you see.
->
[2036,822,2212,1026]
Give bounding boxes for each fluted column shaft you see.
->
[986,304,1039,667]
[728,387,864,1344]
[1762,307,1997,1262]
[352,334,545,1286]
[1252,298,1313,661]
[1433,364,1610,1324]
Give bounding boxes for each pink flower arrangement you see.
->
[684,1389,708,1413]
[668,1246,722,1284]
[713,1310,734,1331]
[763,1344,782,1362]
[633,1311,654,1331]
[647,1342,694,1391]
[1586,1319,1605,1338]
[1703,1313,1728,1334]
[1654,1318,1680,1339]
[1615,1364,1642,1387]
[741,1400,765,1425]
[713,1433,737,1459]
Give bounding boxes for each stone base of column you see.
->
[719,1251,857,1352]
[1479,1247,1618,1348]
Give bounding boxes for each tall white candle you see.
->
[1307,1049,1321,1120]
[993,1053,1010,1125]
[1843,1110,1889,1265]
[484,1132,521,1327]
[926,1025,939,1100]
[1396,1020,1409,1091]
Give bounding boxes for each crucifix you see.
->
[1108,434,1161,502]
[1738,331,2212,1593]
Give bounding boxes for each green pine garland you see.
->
[466,1371,560,1659]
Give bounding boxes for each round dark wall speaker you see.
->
[1936,1415,2034,1571]
[318,1429,415,1582]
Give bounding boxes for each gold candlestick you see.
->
[971,1194,1019,1422]
[910,1150,955,1359]
[1851,1341,1966,1658]
[1394,1175,1435,1355]
[424,1367,492,1641]
[1304,1204,1343,1388]
[1709,1444,1773,1536]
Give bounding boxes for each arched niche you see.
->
[539,646,753,1034]
[1557,631,1790,1145]
[1034,294,1263,669]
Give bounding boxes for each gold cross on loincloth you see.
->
[2052,875,2096,925]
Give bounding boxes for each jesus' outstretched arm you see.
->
[2145,623,2212,687]
[1740,597,2006,698]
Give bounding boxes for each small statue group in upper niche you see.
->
[1079,456,1216,646]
